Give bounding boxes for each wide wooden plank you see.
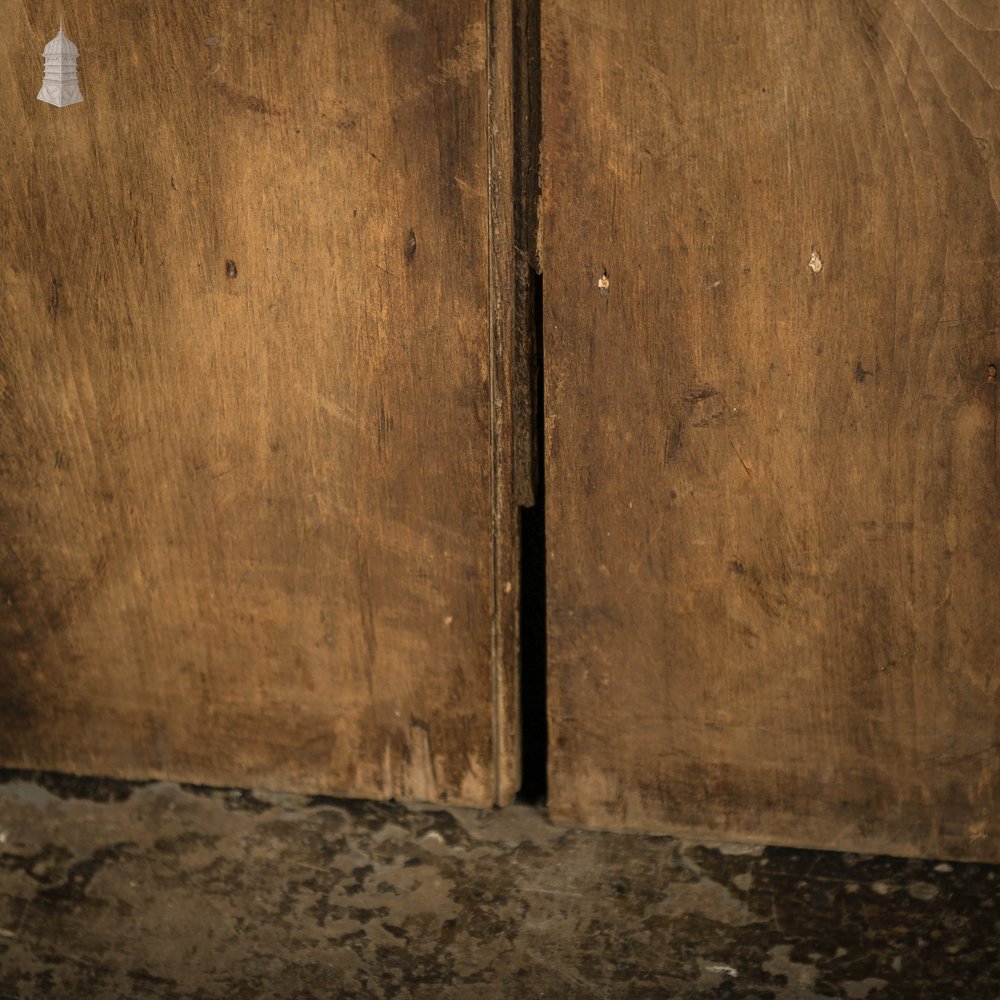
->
[543,0,1000,859]
[0,0,511,805]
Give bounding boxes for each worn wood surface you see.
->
[0,0,513,805]
[543,0,1000,860]
[487,0,522,805]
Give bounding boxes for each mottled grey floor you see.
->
[0,772,997,999]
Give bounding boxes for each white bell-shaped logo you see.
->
[38,22,84,108]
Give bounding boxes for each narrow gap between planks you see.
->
[487,0,544,805]
[513,0,546,804]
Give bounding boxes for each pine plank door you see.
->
[542,0,1000,859]
[0,1,519,806]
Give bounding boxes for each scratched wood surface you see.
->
[542,0,1000,860]
[0,0,515,805]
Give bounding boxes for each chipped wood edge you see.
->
[487,0,521,805]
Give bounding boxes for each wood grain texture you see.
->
[543,0,1000,859]
[487,0,522,805]
[0,0,511,805]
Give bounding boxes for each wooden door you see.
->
[0,1,520,806]
[542,0,1000,859]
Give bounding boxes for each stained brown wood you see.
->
[0,0,516,805]
[542,0,1000,859]
[486,0,527,805]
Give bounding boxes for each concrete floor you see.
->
[0,771,997,999]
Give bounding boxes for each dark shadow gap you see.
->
[513,0,546,805]
[518,269,546,804]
